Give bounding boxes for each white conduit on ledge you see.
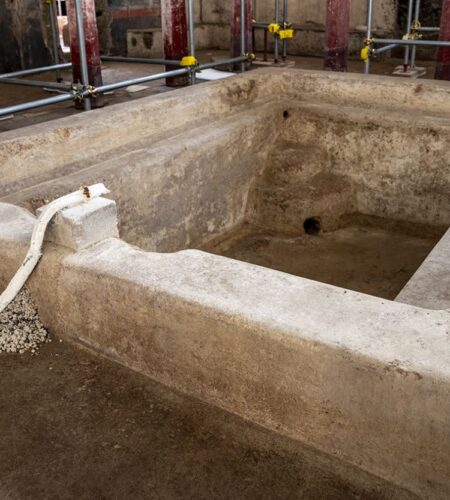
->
[0,183,109,313]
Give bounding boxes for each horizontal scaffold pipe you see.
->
[417,26,440,32]
[94,68,189,93]
[373,37,450,47]
[197,56,249,70]
[0,58,252,118]
[0,67,188,117]
[374,43,399,54]
[101,56,182,66]
[0,78,71,91]
[0,93,74,118]
[253,20,302,30]
[0,63,72,80]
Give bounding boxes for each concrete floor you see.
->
[0,50,438,133]
[0,336,419,499]
[203,220,442,300]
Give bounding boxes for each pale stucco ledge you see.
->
[0,200,449,500]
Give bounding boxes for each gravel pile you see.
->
[0,288,50,354]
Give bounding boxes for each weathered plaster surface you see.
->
[2,70,450,251]
[0,201,449,499]
[1,70,450,498]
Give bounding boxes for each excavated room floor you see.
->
[0,337,418,500]
[202,218,444,300]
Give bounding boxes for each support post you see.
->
[282,0,288,61]
[231,0,253,60]
[264,29,268,61]
[161,0,189,87]
[410,0,421,69]
[274,0,280,62]
[187,0,196,84]
[403,0,415,71]
[66,0,104,107]
[48,0,62,82]
[364,0,374,74]
[435,0,450,80]
[324,0,351,71]
[240,0,246,72]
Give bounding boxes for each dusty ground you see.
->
[203,220,442,300]
[0,336,419,500]
[0,50,439,133]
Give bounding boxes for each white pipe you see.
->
[0,183,109,313]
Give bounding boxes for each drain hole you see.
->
[303,217,321,235]
[283,110,289,119]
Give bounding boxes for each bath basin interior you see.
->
[2,72,450,302]
[200,217,443,300]
[121,101,449,300]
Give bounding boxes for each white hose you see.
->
[0,183,109,313]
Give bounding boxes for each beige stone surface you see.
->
[36,197,119,251]
[1,70,450,498]
[396,228,450,309]
[0,206,449,499]
[3,70,450,257]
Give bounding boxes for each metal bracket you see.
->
[71,84,97,103]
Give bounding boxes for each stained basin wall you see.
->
[0,78,279,252]
[2,69,450,254]
[247,104,450,235]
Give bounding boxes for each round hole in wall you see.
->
[303,217,321,235]
[283,110,289,119]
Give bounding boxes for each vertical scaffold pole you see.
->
[435,0,450,80]
[161,0,189,87]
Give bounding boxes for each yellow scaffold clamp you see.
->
[360,46,370,62]
[268,23,280,34]
[360,39,373,62]
[279,28,294,40]
[180,56,198,67]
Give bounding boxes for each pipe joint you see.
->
[403,31,422,40]
[71,83,97,103]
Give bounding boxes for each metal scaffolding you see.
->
[362,0,445,75]
[0,0,252,119]
[252,0,299,64]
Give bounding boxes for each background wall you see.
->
[96,0,160,55]
[0,0,444,71]
[251,0,396,56]
[0,0,51,72]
